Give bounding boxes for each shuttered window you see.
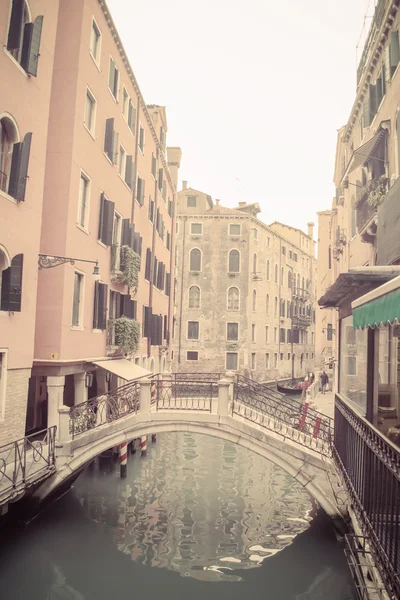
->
[145,249,152,281]
[104,118,118,163]
[389,31,400,77]
[7,132,32,201]
[227,322,238,341]
[90,19,101,64]
[165,272,171,297]
[72,272,84,327]
[187,321,199,340]
[127,100,135,133]
[93,281,108,330]
[148,198,155,223]
[158,168,163,191]
[7,2,43,77]
[138,125,145,153]
[120,294,136,319]
[151,154,157,178]
[280,328,286,343]
[136,176,145,205]
[143,306,152,338]
[227,287,239,310]
[0,254,23,312]
[108,57,119,99]
[98,194,115,246]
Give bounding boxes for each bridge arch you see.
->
[36,419,340,519]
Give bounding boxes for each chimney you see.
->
[238,202,247,207]
[182,181,187,191]
[215,199,220,205]
[307,222,314,239]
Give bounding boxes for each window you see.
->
[0,116,17,195]
[274,353,278,368]
[265,326,269,342]
[287,353,291,360]
[7,2,43,76]
[122,88,129,120]
[136,176,145,205]
[347,356,356,375]
[1,253,23,312]
[188,286,200,309]
[280,353,284,361]
[287,300,291,318]
[265,353,269,369]
[252,289,257,311]
[78,172,90,229]
[187,195,197,208]
[227,322,239,341]
[253,229,258,240]
[253,253,257,274]
[112,212,122,269]
[281,246,286,256]
[267,237,270,247]
[188,321,199,340]
[189,248,201,271]
[226,352,238,370]
[266,294,269,314]
[287,329,291,343]
[288,270,293,288]
[280,328,285,343]
[191,223,203,235]
[138,125,145,153]
[187,351,198,361]
[252,324,256,342]
[266,260,270,280]
[84,89,96,134]
[98,193,115,246]
[151,153,157,179]
[281,267,284,285]
[327,324,333,341]
[227,286,239,310]
[274,327,277,343]
[275,264,278,283]
[90,19,101,64]
[251,353,256,370]
[228,249,240,273]
[118,145,126,177]
[306,353,309,360]
[293,253,298,262]
[72,272,84,327]
[229,223,241,235]
[104,118,118,164]
[108,57,119,99]
[274,296,278,316]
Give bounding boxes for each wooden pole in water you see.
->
[140,436,147,457]
[120,442,127,477]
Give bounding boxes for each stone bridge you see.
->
[33,374,345,520]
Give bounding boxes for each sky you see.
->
[107,0,375,235]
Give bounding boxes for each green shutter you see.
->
[390,31,400,74]
[16,133,32,201]
[125,155,133,188]
[0,254,23,312]
[104,118,114,159]
[21,16,43,77]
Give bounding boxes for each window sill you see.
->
[108,86,118,103]
[117,172,132,191]
[89,52,101,72]
[0,189,17,205]
[3,48,28,78]
[92,329,104,334]
[71,326,84,331]
[83,123,96,141]
[76,223,90,235]
[103,152,113,165]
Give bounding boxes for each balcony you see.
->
[291,314,312,329]
[291,287,309,301]
[356,176,388,240]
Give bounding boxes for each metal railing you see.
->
[356,190,378,232]
[0,427,56,503]
[291,287,309,300]
[233,375,333,455]
[333,395,400,598]
[155,379,216,411]
[69,381,140,439]
[171,372,222,383]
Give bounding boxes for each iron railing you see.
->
[171,372,222,383]
[291,287,309,301]
[0,427,56,503]
[333,395,400,598]
[356,191,378,232]
[233,375,333,455]
[69,381,140,438]
[155,379,216,412]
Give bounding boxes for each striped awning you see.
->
[346,129,386,175]
[352,276,400,329]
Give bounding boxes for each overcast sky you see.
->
[108,0,374,235]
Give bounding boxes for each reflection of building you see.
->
[172,184,316,380]
[317,3,400,595]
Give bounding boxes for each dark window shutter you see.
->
[112,130,119,165]
[104,118,114,159]
[109,58,115,91]
[149,199,154,222]
[363,93,371,128]
[121,218,131,247]
[153,258,158,285]
[132,232,141,255]
[143,306,152,338]
[99,194,115,246]
[8,142,22,199]
[369,84,377,120]
[138,236,142,259]
[128,101,135,133]
[145,249,151,280]
[158,168,163,190]
[93,282,108,329]
[125,155,133,188]
[0,254,23,312]
[121,294,134,319]
[16,133,32,201]
[21,16,43,76]
[165,272,170,296]
[140,178,145,205]
[7,0,24,51]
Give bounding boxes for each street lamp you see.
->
[38,254,100,279]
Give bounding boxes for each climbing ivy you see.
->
[111,245,141,292]
[114,316,140,356]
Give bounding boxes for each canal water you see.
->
[0,432,356,599]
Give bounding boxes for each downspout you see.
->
[178,216,187,364]
[130,94,141,225]
[147,148,159,358]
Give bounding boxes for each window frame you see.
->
[227,286,240,311]
[189,247,202,272]
[229,223,241,236]
[71,270,85,329]
[251,352,256,370]
[90,17,102,67]
[118,143,127,179]
[186,195,197,208]
[228,248,241,274]
[187,320,200,340]
[190,222,203,235]
[186,350,199,361]
[0,114,20,199]
[226,322,239,341]
[226,351,238,371]
[112,211,123,270]
[138,123,145,154]
[188,285,201,309]
[77,170,91,231]
[108,55,119,101]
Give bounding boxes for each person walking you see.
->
[320,371,329,394]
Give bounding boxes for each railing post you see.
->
[58,407,72,444]
[139,378,152,415]
[218,378,231,417]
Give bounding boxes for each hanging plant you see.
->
[114,316,140,356]
[367,175,388,208]
[111,245,140,292]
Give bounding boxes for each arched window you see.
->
[274,296,278,316]
[0,116,18,194]
[266,293,270,314]
[274,264,278,283]
[288,270,293,288]
[227,286,239,310]
[190,248,201,271]
[266,260,270,280]
[228,249,240,273]
[188,285,200,309]
[253,253,257,274]
[252,289,257,311]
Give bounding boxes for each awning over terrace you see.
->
[92,359,151,381]
[352,275,400,329]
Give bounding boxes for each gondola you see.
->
[277,382,303,395]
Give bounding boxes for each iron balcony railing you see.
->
[69,381,140,439]
[155,379,217,412]
[356,190,378,233]
[0,427,56,504]
[233,375,333,455]
[333,395,400,598]
[291,314,312,329]
[291,287,309,301]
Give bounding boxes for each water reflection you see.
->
[0,432,356,600]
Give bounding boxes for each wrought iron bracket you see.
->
[38,254,99,274]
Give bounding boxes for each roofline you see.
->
[98,0,175,193]
[269,220,313,240]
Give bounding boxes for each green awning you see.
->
[352,286,400,329]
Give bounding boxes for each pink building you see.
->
[0,0,59,445]
[1,0,181,443]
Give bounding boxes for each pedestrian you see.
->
[301,375,309,401]
[320,371,329,394]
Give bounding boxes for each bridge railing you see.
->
[233,375,333,455]
[154,379,217,412]
[333,394,400,598]
[69,381,140,439]
[0,427,56,504]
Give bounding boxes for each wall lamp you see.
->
[85,373,94,388]
[38,254,100,278]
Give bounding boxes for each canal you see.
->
[0,432,356,599]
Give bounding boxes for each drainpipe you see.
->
[130,94,141,225]
[178,217,187,364]
[147,148,159,358]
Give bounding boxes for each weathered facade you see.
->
[173,184,316,381]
